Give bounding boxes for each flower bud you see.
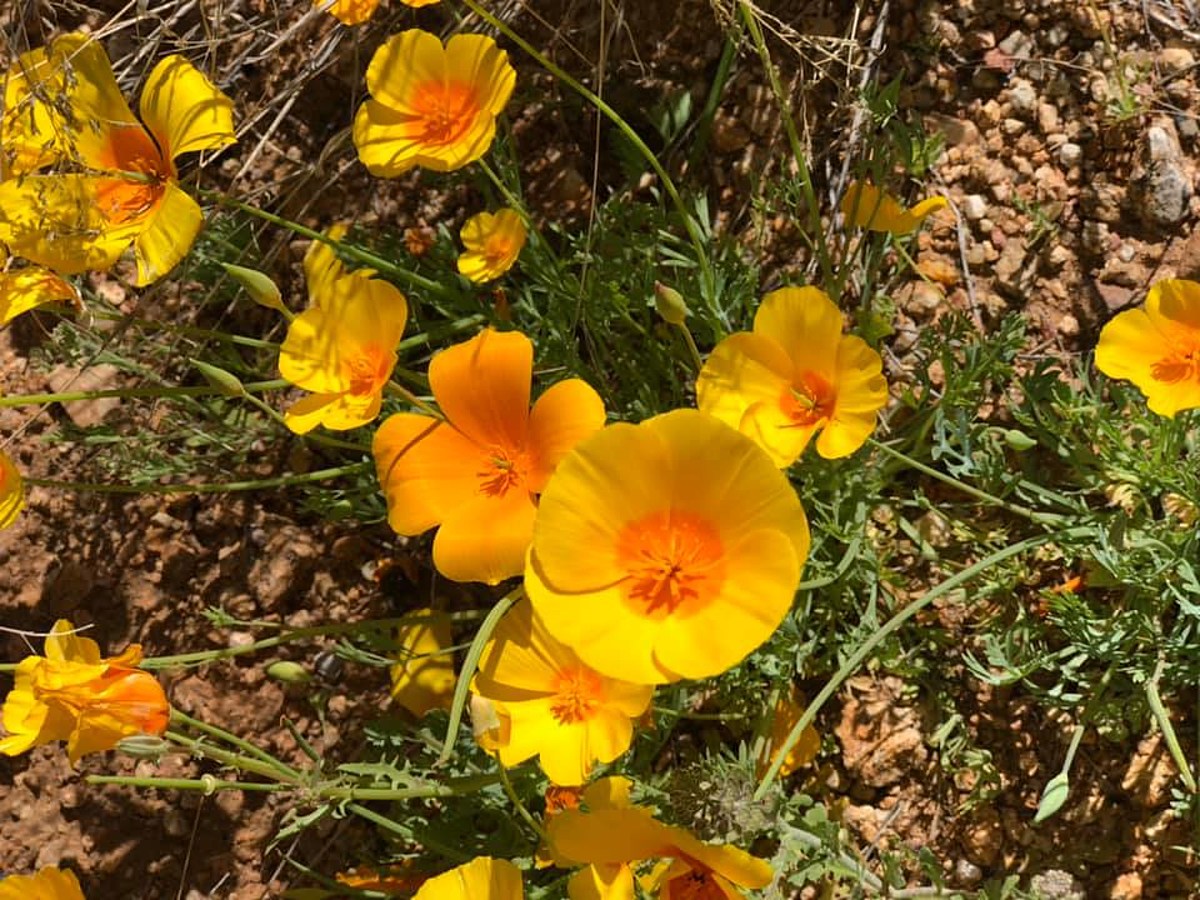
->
[266,660,312,684]
[190,359,247,398]
[222,263,289,316]
[1002,428,1037,451]
[654,281,689,325]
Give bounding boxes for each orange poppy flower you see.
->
[457,209,527,283]
[841,180,947,234]
[472,599,653,785]
[0,447,25,531]
[1094,278,1200,417]
[0,620,170,764]
[0,867,85,900]
[0,248,79,326]
[0,34,236,284]
[353,30,516,176]
[372,328,605,584]
[319,0,440,26]
[525,409,810,684]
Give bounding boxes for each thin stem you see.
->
[1146,656,1197,792]
[676,321,705,372]
[738,2,832,290]
[867,437,1066,527]
[86,775,286,793]
[384,381,444,420]
[754,526,1093,798]
[495,756,549,844]
[203,191,452,301]
[86,308,282,350]
[171,709,303,781]
[25,461,371,496]
[166,728,297,783]
[0,380,288,409]
[458,0,718,314]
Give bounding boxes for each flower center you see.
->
[667,868,727,900]
[549,666,603,725]
[484,235,515,265]
[614,511,725,619]
[477,446,530,497]
[94,122,171,225]
[412,80,480,146]
[1150,346,1200,384]
[780,370,836,427]
[346,344,393,397]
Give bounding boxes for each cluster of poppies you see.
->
[3,12,1200,900]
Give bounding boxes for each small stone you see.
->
[1006,78,1038,117]
[962,194,988,220]
[955,859,983,886]
[962,807,1003,867]
[1043,24,1070,47]
[1038,103,1060,134]
[1110,871,1144,899]
[1030,869,1085,900]
[1082,220,1111,255]
[998,30,1034,60]
[1059,142,1083,167]
[1133,122,1192,227]
[1158,46,1196,76]
[1001,117,1026,136]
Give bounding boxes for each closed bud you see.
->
[116,734,172,759]
[1002,428,1037,451]
[190,359,247,398]
[266,660,313,684]
[222,263,289,316]
[654,281,689,325]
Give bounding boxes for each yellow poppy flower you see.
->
[372,328,605,584]
[841,180,947,234]
[0,867,85,900]
[0,34,236,285]
[1094,278,1200,417]
[547,787,773,900]
[319,0,440,26]
[472,599,653,785]
[525,409,810,685]
[390,608,455,717]
[353,30,516,177]
[457,209,527,283]
[278,226,408,433]
[413,857,523,900]
[0,248,79,325]
[754,684,820,780]
[0,447,25,531]
[0,619,170,764]
[696,286,888,464]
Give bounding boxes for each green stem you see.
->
[24,461,371,496]
[1146,656,1197,793]
[867,437,1065,527]
[86,774,286,793]
[166,728,297,783]
[203,191,451,300]
[319,773,502,801]
[754,526,1093,799]
[458,0,718,314]
[495,755,549,843]
[676,321,704,372]
[384,380,444,420]
[0,380,288,408]
[738,2,832,291]
[171,709,303,781]
[86,308,282,350]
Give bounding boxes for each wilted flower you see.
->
[335,862,428,894]
[373,328,605,584]
[278,225,408,433]
[0,866,85,900]
[0,248,79,326]
[414,857,523,900]
[457,209,527,283]
[696,286,888,464]
[472,599,653,785]
[526,409,810,685]
[391,608,455,717]
[353,30,516,176]
[319,0,440,26]
[1094,278,1200,417]
[0,34,236,284]
[0,447,25,531]
[0,620,170,763]
[841,180,947,234]
[546,780,773,900]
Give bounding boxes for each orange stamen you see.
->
[549,666,602,724]
[780,370,836,427]
[477,446,529,498]
[412,81,480,146]
[615,511,725,618]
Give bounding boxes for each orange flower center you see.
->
[780,370,836,427]
[667,867,726,900]
[94,122,172,225]
[477,446,530,497]
[1150,346,1200,384]
[346,344,394,397]
[544,785,583,815]
[485,234,516,265]
[549,665,603,724]
[412,80,480,147]
[615,511,725,619]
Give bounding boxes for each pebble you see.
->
[1059,142,1083,167]
[1006,78,1038,117]
[1158,46,1196,76]
[1038,102,1060,134]
[962,194,988,220]
[998,30,1034,60]
[1136,123,1192,227]
[1001,117,1026,136]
